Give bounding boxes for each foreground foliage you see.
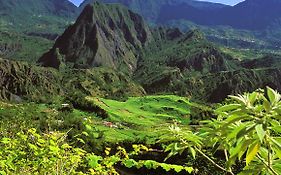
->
[164,87,281,174]
[0,129,193,175]
[1,88,281,174]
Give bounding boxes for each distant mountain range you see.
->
[1,0,281,62]
[0,0,77,35]
[79,0,228,23]
[79,0,281,31]
[79,0,281,50]
[37,2,281,102]
[2,0,280,33]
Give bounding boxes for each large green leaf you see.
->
[249,92,259,105]
[255,124,266,143]
[267,87,278,104]
[143,160,159,169]
[273,162,281,174]
[270,137,281,149]
[216,104,241,113]
[189,146,196,159]
[272,126,281,133]
[230,139,253,160]
[223,115,250,129]
[246,142,260,165]
[236,124,255,140]
[87,154,102,168]
[227,124,247,141]
[272,145,281,159]
[229,95,246,105]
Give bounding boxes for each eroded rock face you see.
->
[0,58,63,102]
[39,3,152,74]
[0,58,145,102]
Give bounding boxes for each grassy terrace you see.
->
[0,95,206,147]
[85,95,194,144]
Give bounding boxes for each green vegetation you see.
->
[0,31,53,62]
[1,87,281,174]
[85,95,194,144]
[163,87,281,175]
[0,0,77,63]
[1,1,281,175]
[0,95,205,174]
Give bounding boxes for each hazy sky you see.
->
[69,0,244,6]
[199,0,244,5]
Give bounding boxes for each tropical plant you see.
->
[0,128,86,175]
[163,87,281,175]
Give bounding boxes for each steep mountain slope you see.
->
[216,0,281,30]
[38,2,281,103]
[134,29,239,99]
[79,0,227,23]
[39,2,152,73]
[80,0,281,51]
[0,0,80,63]
[0,31,53,62]
[0,0,77,34]
[81,0,281,31]
[0,58,62,102]
[0,58,144,102]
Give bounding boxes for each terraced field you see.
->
[0,95,209,147]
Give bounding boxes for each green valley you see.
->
[1,0,281,175]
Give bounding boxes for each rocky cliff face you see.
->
[0,58,145,102]
[35,2,281,103]
[134,29,239,94]
[39,3,152,74]
[0,58,62,102]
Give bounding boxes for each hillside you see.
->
[37,2,281,103]
[39,2,152,74]
[0,0,77,34]
[0,58,144,103]
[0,0,79,63]
[1,1,281,175]
[79,0,228,23]
[80,0,281,51]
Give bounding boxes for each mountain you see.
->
[39,2,152,73]
[39,2,233,74]
[216,0,281,30]
[0,1,280,104]
[79,0,281,51]
[80,0,281,31]
[39,2,281,102]
[79,0,228,23]
[0,0,77,35]
[154,0,281,30]
[0,0,80,63]
[0,57,144,102]
[0,0,77,17]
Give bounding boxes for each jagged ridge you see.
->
[39,2,152,73]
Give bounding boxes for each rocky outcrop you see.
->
[134,29,239,92]
[39,3,152,74]
[0,58,63,102]
[0,58,145,102]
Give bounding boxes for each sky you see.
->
[69,0,83,6]
[69,0,244,6]
[198,0,244,5]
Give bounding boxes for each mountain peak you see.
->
[39,2,152,73]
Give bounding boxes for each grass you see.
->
[0,95,207,148]
[84,95,197,144]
